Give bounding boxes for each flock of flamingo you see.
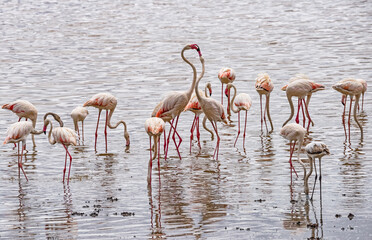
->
[2,44,367,198]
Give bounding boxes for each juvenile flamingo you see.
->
[3,121,41,181]
[184,81,212,152]
[43,114,77,184]
[195,56,228,160]
[2,100,38,148]
[71,106,89,144]
[305,142,330,200]
[145,117,165,184]
[282,78,325,131]
[154,44,202,160]
[226,83,252,149]
[218,67,236,119]
[255,73,274,132]
[280,123,306,178]
[332,79,364,139]
[83,93,130,153]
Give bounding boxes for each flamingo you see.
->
[195,56,228,160]
[255,73,274,132]
[3,121,41,181]
[282,77,325,131]
[71,106,89,144]
[2,100,38,148]
[280,123,307,178]
[145,117,165,184]
[332,79,364,140]
[218,67,236,119]
[43,113,78,184]
[304,142,330,200]
[184,82,212,152]
[154,44,202,160]
[226,83,252,149]
[83,93,130,153]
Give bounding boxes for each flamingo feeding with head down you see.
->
[71,106,89,144]
[332,79,364,140]
[304,141,330,200]
[226,83,252,150]
[282,76,325,131]
[3,121,41,181]
[195,56,228,161]
[280,123,307,179]
[2,100,38,148]
[184,82,212,152]
[153,44,202,160]
[145,117,165,184]
[218,67,236,119]
[255,73,274,132]
[83,93,130,153]
[43,113,77,184]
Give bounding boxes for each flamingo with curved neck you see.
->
[255,73,274,132]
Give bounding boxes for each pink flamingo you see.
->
[226,83,252,149]
[332,79,364,140]
[154,44,202,160]
[280,123,306,179]
[43,114,77,184]
[2,100,38,148]
[218,67,236,120]
[255,73,274,132]
[3,121,41,181]
[184,82,212,152]
[338,78,367,112]
[71,106,89,144]
[282,77,325,131]
[145,117,165,184]
[195,56,228,160]
[83,93,130,153]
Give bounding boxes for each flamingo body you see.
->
[71,106,89,144]
[255,73,274,132]
[218,67,236,118]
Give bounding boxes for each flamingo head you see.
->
[206,82,212,97]
[190,44,202,57]
[124,131,130,147]
[225,85,230,97]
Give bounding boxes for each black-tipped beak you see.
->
[43,131,46,135]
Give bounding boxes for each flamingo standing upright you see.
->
[255,73,274,132]
[184,82,212,152]
[226,83,252,150]
[280,123,307,179]
[2,100,38,148]
[43,113,78,184]
[332,79,364,140]
[305,142,330,200]
[3,121,41,181]
[282,78,325,131]
[83,93,130,153]
[71,106,89,144]
[145,117,165,184]
[218,67,236,120]
[153,44,202,160]
[195,56,228,160]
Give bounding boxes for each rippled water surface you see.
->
[1,0,371,239]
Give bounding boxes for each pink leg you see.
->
[149,136,152,183]
[303,99,312,132]
[260,94,263,130]
[234,111,240,147]
[227,88,231,117]
[348,96,353,142]
[288,141,298,177]
[105,110,108,153]
[221,84,224,105]
[62,144,73,184]
[63,150,68,182]
[211,121,220,161]
[196,115,201,149]
[295,98,301,124]
[18,144,20,178]
[301,100,306,127]
[95,109,102,152]
[163,125,167,154]
[190,115,197,153]
[170,116,182,160]
[243,110,247,149]
[19,143,28,181]
[342,97,347,140]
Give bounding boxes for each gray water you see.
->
[0,0,371,239]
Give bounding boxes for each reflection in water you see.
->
[44,184,77,239]
[148,167,164,239]
[256,133,275,161]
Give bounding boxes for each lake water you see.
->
[0,0,371,239]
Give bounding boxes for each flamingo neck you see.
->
[283,94,294,127]
[194,56,206,104]
[182,46,200,100]
[107,109,130,146]
[229,84,239,113]
[353,94,363,139]
[46,119,56,145]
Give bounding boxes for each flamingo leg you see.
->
[348,96,353,142]
[104,110,108,153]
[164,121,173,161]
[263,96,268,132]
[260,94,263,130]
[62,144,73,184]
[301,100,306,128]
[221,83,224,105]
[303,99,313,132]
[17,143,20,178]
[342,96,348,140]
[82,121,85,144]
[362,93,364,112]
[163,125,167,154]
[18,143,28,181]
[243,110,247,150]
[227,88,231,118]
[94,109,102,152]
[196,115,201,150]
[170,116,182,160]
[76,123,81,144]
[158,135,161,168]
[148,136,152,184]
[211,121,220,161]
[288,140,299,177]
[311,156,318,200]
[234,111,240,147]
[190,115,197,153]
[63,149,68,182]
[295,98,301,124]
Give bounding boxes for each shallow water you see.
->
[0,0,371,239]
